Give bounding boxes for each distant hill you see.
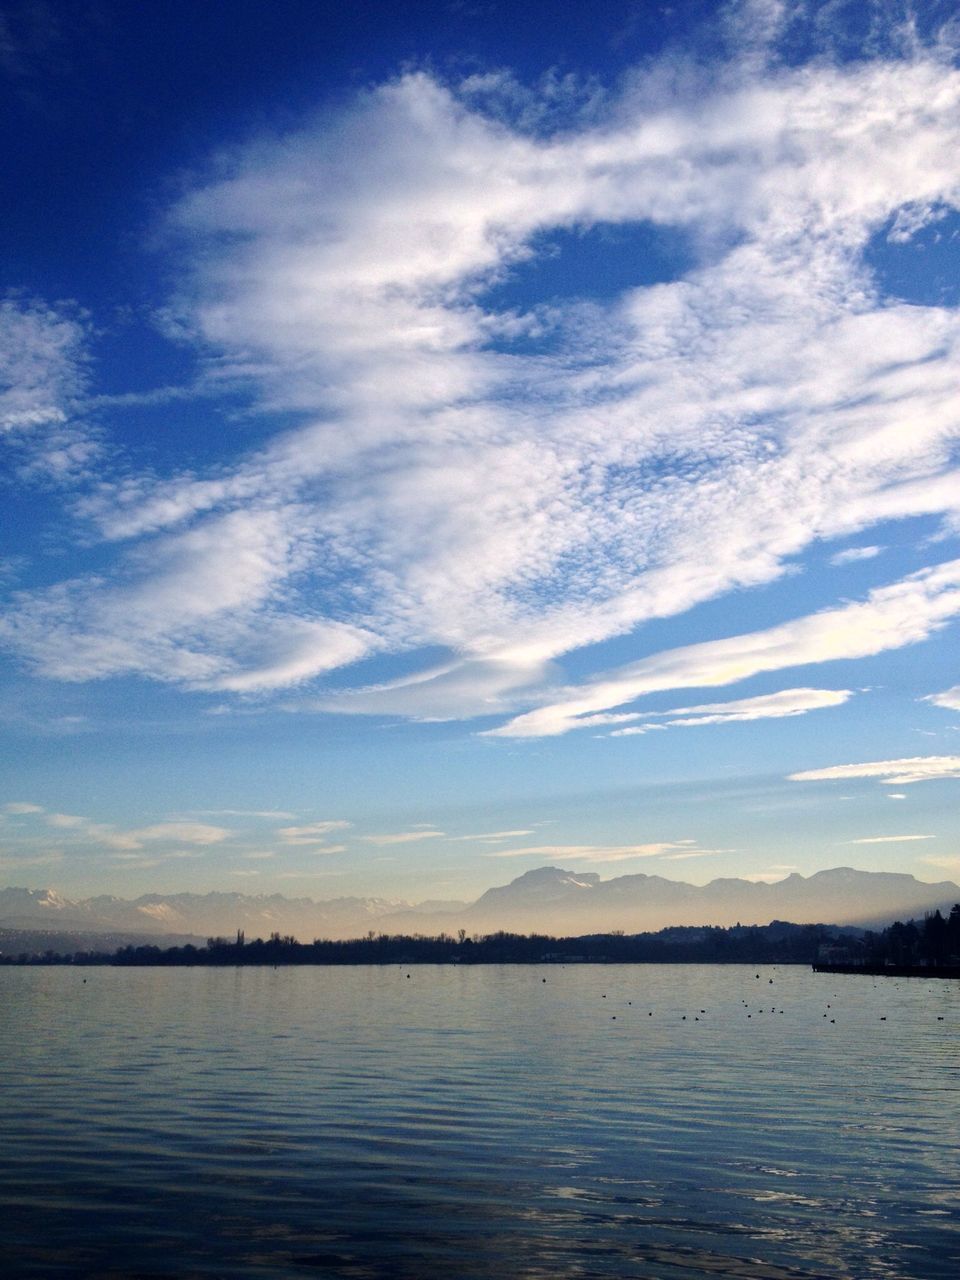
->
[379,866,960,938]
[0,885,411,945]
[0,927,206,958]
[2,867,957,946]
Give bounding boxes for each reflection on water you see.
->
[1,964,957,1278]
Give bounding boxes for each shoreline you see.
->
[813,962,960,978]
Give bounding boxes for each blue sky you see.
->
[2,0,959,904]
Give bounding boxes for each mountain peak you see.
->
[511,866,600,888]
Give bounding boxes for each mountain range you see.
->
[1,866,957,947]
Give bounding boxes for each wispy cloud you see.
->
[194,808,298,820]
[45,812,86,829]
[3,801,44,814]
[452,829,537,841]
[10,807,232,852]
[789,757,960,785]
[487,840,714,862]
[0,298,93,482]
[1,45,959,713]
[129,822,230,845]
[846,834,935,844]
[490,562,960,737]
[361,830,446,846]
[277,821,351,846]
[95,822,232,851]
[925,685,960,711]
[608,687,852,735]
[830,545,883,566]
[80,384,205,410]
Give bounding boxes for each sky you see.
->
[1,0,959,905]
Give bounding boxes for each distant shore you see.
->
[4,904,958,970]
[813,962,960,979]
[1,920,842,966]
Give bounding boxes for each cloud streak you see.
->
[926,686,960,712]
[0,299,92,481]
[789,757,960,786]
[608,687,853,735]
[277,821,352,846]
[0,803,232,853]
[847,834,934,844]
[488,840,717,862]
[491,561,960,737]
[361,830,446,846]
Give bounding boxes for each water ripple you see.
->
[1,964,957,1278]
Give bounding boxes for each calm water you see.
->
[1,964,958,1279]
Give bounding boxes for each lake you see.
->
[1,963,957,1278]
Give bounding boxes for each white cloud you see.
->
[830,545,883,566]
[46,812,85,829]
[3,801,43,814]
[80,820,231,851]
[196,809,298,819]
[277,821,352,845]
[0,299,93,480]
[789,756,960,785]
[4,44,960,716]
[660,850,724,860]
[926,685,960,711]
[846,834,934,844]
[603,723,666,737]
[608,687,852,735]
[660,689,853,726]
[7,812,233,853]
[452,829,537,841]
[488,840,703,862]
[85,821,229,853]
[129,822,230,845]
[1,506,376,690]
[491,562,960,737]
[361,830,446,845]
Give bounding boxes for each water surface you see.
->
[1,964,957,1278]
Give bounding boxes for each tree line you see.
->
[4,908,956,968]
[856,905,960,969]
[1,919,866,966]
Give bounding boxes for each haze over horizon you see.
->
[4,864,959,945]
[2,0,959,905]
